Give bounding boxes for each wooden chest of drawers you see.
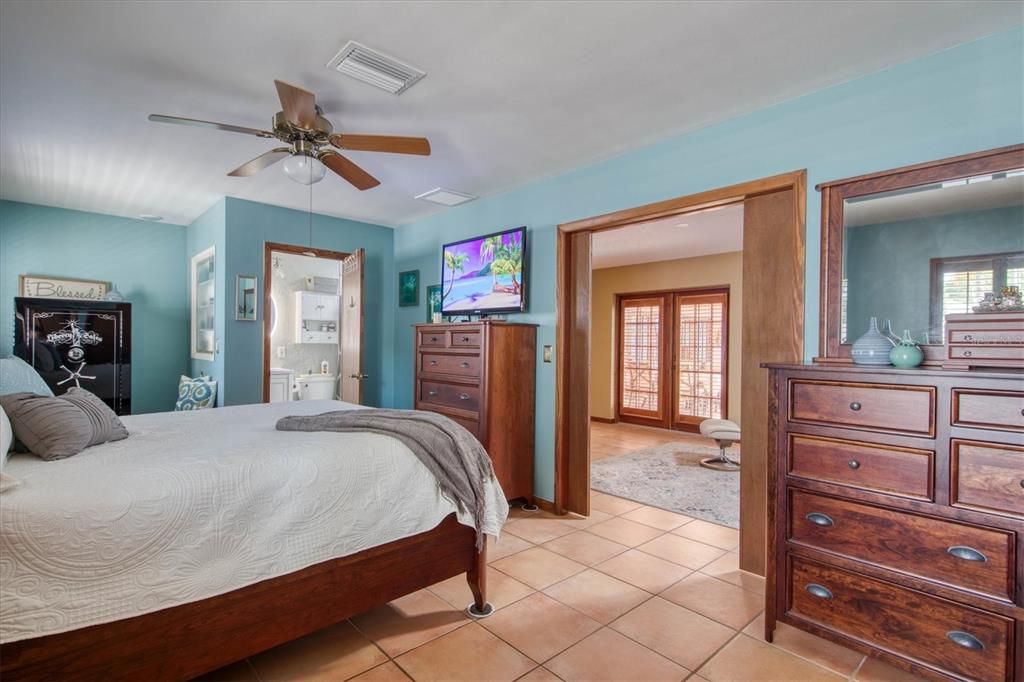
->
[766,364,1024,681]
[414,321,536,502]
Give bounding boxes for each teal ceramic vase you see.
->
[889,329,924,368]
[851,317,894,365]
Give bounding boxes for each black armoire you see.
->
[14,297,132,415]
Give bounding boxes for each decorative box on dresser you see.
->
[414,321,536,502]
[764,363,1023,681]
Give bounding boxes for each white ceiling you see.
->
[592,203,744,269]
[846,173,1024,226]
[0,1,1019,228]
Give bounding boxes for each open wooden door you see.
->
[340,249,365,404]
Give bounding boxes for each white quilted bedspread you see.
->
[0,400,508,643]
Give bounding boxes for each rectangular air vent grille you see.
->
[327,41,425,95]
[415,188,478,207]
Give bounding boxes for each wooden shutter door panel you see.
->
[673,290,728,430]
[340,249,365,404]
[617,294,670,427]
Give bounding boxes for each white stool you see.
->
[699,419,741,471]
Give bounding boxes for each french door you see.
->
[617,288,729,431]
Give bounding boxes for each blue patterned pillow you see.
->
[175,375,217,410]
[0,356,54,397]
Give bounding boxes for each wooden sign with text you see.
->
[19,275,109,301]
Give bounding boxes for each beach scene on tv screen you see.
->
[442,230,524,312]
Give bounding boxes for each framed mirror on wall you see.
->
[235,275,258,321]
[816,144,1024,365]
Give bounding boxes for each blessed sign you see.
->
[20,275,109,301]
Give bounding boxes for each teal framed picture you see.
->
[426,284,442,322]
[398,269,420,307]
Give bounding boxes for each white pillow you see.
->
[0,406,20,493]
[0,405,11,456]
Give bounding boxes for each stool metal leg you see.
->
[700,440,740,472]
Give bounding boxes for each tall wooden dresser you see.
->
[414,321,536,502]
[765,364,1023,682]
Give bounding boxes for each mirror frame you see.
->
[816,144,1024,364]
[235,274,258,322]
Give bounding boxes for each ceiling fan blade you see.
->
[274,80,317,129]
[148,114,275,138]
[319,152,380,191]
[227,148,291,177]
[329,134,431,156]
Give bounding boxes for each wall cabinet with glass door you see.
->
[191,246,216,361]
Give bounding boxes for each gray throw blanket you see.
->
[276,409,495,549]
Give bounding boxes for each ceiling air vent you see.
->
[326,41,425,95]
[415,188,477,207]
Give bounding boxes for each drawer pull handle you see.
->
[947,546,987,562]
[847,459,860,470]
[805,583,833,600]
[946,631,984,651]
[962,350,973,357]
[427,390,438,396]
[429,360,438,366]
[805,512,834,527]
[461,362,470,368]
[849,402,861,411]
[429,336,438,342]
[461,336,471,342]
[459,393,471,401]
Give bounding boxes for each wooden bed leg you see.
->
[465,540,494,618]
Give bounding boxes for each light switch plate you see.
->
[543,345,553,363]
[277,346,286,358]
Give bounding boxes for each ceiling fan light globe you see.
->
[282,154,327,185]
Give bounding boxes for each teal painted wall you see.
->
[185,199,227,406]
[0,200,189,413]
[221,198,395,408]
[394,28,1024,501]
[846,205,1024,343]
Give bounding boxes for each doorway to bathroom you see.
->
[261,242,365,405]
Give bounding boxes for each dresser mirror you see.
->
[817,145,1024,363]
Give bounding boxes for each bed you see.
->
[0,399,508,680]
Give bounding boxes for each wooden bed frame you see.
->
[0,513,487,681]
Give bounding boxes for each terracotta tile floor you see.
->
[199,492,926,682]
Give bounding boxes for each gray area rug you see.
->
[591,442,740,528]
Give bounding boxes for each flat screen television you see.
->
[441,226,526,315]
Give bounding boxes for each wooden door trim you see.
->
[555,170,806,569]
[261,242,349,403]
[559,171,804,234]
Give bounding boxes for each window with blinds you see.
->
[619,298,664,416]
[931,251,1024,338]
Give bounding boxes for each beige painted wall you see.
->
[590,250,743,426]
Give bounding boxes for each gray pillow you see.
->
[0,389,128,460]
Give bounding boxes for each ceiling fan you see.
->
[148,80,430,190]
